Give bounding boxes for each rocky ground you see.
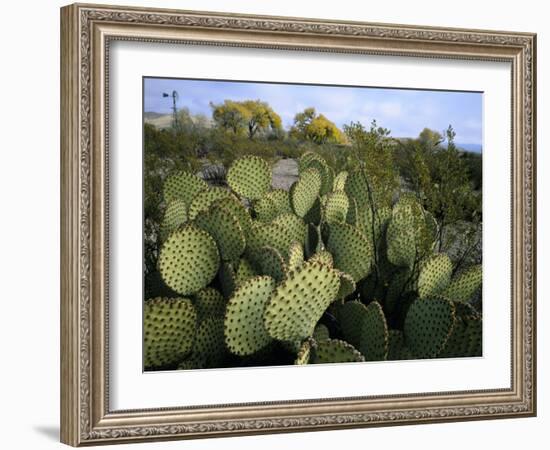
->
[271,158,299,190]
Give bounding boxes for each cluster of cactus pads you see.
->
[144,152,482,370]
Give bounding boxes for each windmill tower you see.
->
[162,90,179,129]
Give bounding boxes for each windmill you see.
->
[162,90,179,129]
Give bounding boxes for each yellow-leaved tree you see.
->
[211,99,282,139]
[289,107,347,144]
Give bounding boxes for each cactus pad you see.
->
[322,191,349,224]
[313,323,330,341]
[309,250,334,268]
[258,246,287,283]
[144,297,197,368]
[287,242,304,272]
[264,261,340,341]
[358,301,389,361]
[163,171,207,205]
[194,204,245,262]
[273,213,307,249]
[246,222,290,264]
[466,317,482,356]
[387,329,413,360]
[159,225,220,296]
[312,339,365,364]
[418,254,453,299]
[224,276,276,356]
[344,169,372,209]
[193,287,226,321]
[159,199,188,242]
[177,356,205,371]
[294,340,312,365]
[336,271,356,300]
[333,171,348,192]
[298,151,324,171]
[439,318,469,358]
[194,317,226,367]
[267,189,292,213]
[212,196,252,236]
[443,265,482,303]
[235,258,257,285]
[218,262,237,299]
[305,223,320,258]
[339,300,368,348]
[308,159,334,196]
[254,189,292,221]
[325,222,374,282]
[188,187,236,220]
[346,197,359,226]
[385,267,411,314]
[227,155,271,200]
[291,167,322,217]
[386,202,418,269]
[253,195,278,222]
[404,298,455,358]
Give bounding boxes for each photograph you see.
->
[142,78,483,371]
[56,2,537,445]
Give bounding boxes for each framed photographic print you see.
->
[60,3,537,446]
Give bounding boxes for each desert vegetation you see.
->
[143,97,482,370]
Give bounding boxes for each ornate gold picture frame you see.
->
[60,3,536,446]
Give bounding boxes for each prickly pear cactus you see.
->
[312,339,365,364]
[386,200,419,269]
[246,222,294,264]
[287,242,304,272]
[159,199,188,242]
[322,191,349,224]
[333,171,348,192]
[339,300,368,348]
[147,152,482,371]
[335,270,356,300]
[254,189,292,221]
[159,225,220,296]
[193,317,227,368]
[312,323,330,341]
[387,330,412,361]
[264,261,340,341]
[272,213,307,250]
[418,254,453,299]
[344,169,372,209]
[325,222,374,282]
[294,340,312,365]
[234,258,257,285]
[194,204,245,262]
[227,155,271,200]
[443,265,482,303]
[163,171,208,205]
[144,297,197,368]
[188,187,236,220]
[291,167,322,217]
[193,287,226,321]
[212,196,252,236]
[359,301,389,361]
[309,250,334,268]
[404,297,455,359]
[224,276,276,356]
[258,246,287,283]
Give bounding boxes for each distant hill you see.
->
[144,112,173,129]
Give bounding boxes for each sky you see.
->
[144,77,483,146]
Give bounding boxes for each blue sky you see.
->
[144,77,482,145]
